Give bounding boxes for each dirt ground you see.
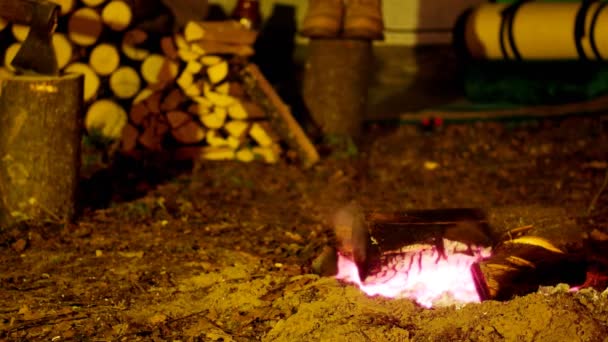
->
[1,116,608,341]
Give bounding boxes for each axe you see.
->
[0,0,60,75]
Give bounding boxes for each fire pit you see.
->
[329,204,592,308]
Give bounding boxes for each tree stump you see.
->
[303,39,372,138]
[0,73,84,227]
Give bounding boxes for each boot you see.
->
[301,0,343,38]
[343,0,384,40]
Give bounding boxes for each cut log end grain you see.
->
[184,21,205,42]
[185,60,203,74]
[207,130,240,149]
[200,146,236,161]
[200,55,223,66]
[235,148,255,162]
[227,101,248,120]
[89,43,120,76]
[133,87,154,104]
[252,145,281,163]
[177,48,201,63]
[205,90,237,107]
[224,120,249,138]
[0,17,7,32]
[102,0,132,31]
[200,108,227,129]
[207,61,229,84]
[82,0,107,7]
[68,8,103,47]
[249,122,274,147]
[64,62,100,102]
[52,33,73,70]
[215,82,230,95]
[4,43,21,72]
[140,54,179,89]
[110,66,141,99]
[50,0,76,15]
[12,24,30,42]
[85,99,128,139]
[122,29,150,61]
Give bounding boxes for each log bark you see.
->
[0,73,83,226]
[302,39,372,137]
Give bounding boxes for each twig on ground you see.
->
[588,167,608,216]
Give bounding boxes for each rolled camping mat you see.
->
[454,0,608,61]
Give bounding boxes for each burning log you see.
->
[471,236,587,301]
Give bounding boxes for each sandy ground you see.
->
[1,117,608,341]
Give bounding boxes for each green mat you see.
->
[463,61,608,105]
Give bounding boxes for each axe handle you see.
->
[0,0,58,27]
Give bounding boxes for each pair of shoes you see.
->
[300,0,384,40]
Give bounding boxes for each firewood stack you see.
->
[119,20,283,163]
[0,2,295,165]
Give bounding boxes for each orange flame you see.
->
[336,239,492,308]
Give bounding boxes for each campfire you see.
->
[336,239,492,308]
[330,205,593,308]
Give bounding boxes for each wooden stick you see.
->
[64,62,100,102]
[241,63,320,168]
[89,43,120,76]
[109,65,141,99]
[101,0,132,31]
[68,7,104,47]
[85,99,128,139]
[121,28,150,61]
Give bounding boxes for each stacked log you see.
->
[0,3,291,164]
[118,20,284,163]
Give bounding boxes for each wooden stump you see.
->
[303,39,372,137]
[0,73,84,226]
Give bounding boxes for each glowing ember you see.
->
[336,239,492,308]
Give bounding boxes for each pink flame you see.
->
[336,239,492,308]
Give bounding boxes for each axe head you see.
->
[7,0,60,75]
